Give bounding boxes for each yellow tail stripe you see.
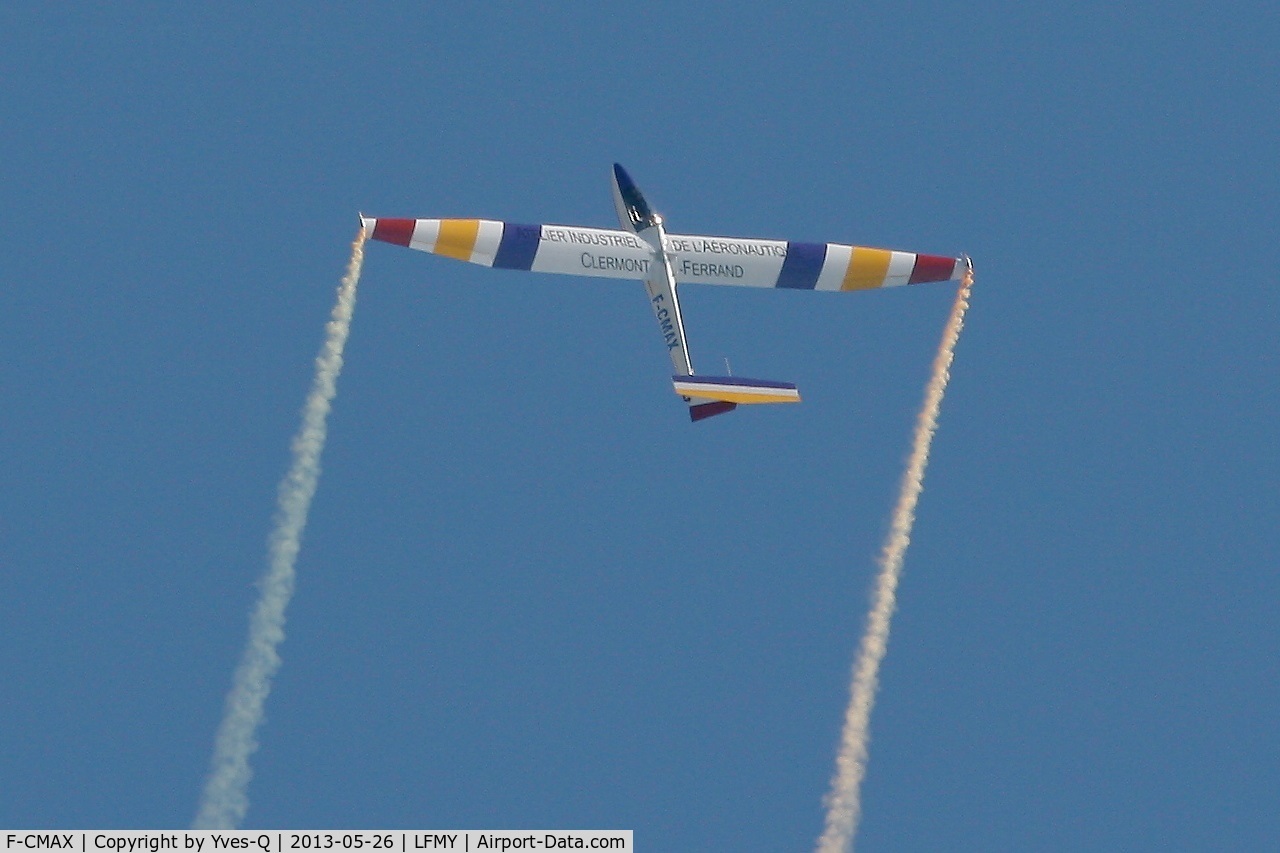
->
[841,247,893,291]
[673,384,801,404]
[685,390,799,404]
[435,219,481,261]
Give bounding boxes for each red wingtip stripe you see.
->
[908,253,959,285]
[371,218,416,247]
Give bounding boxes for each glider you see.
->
[361,164,970,422]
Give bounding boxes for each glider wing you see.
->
[363,217,655,280]
[362,217,965,292]
[660,235,963,291]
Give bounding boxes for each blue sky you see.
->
[3,3,1277,849]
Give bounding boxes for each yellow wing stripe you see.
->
[435,219,481,261]
[841,246,893,291]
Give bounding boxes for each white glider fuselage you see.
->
[638,218,695,377]
[609,165,699,415]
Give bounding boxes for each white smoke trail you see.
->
[193,230,367,829]
[817,271,973,853]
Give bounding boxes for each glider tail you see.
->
[676,375,800,422]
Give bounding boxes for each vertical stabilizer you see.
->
[689,400,737,422]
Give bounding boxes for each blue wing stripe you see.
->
[775,241,827,289]
[492,223,541,270]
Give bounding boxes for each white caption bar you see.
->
[2,833,632,853]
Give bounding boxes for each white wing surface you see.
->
[361,217,966,292]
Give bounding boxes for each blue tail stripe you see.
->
[675,375,796,390]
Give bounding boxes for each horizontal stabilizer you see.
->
[674,375,801,405]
